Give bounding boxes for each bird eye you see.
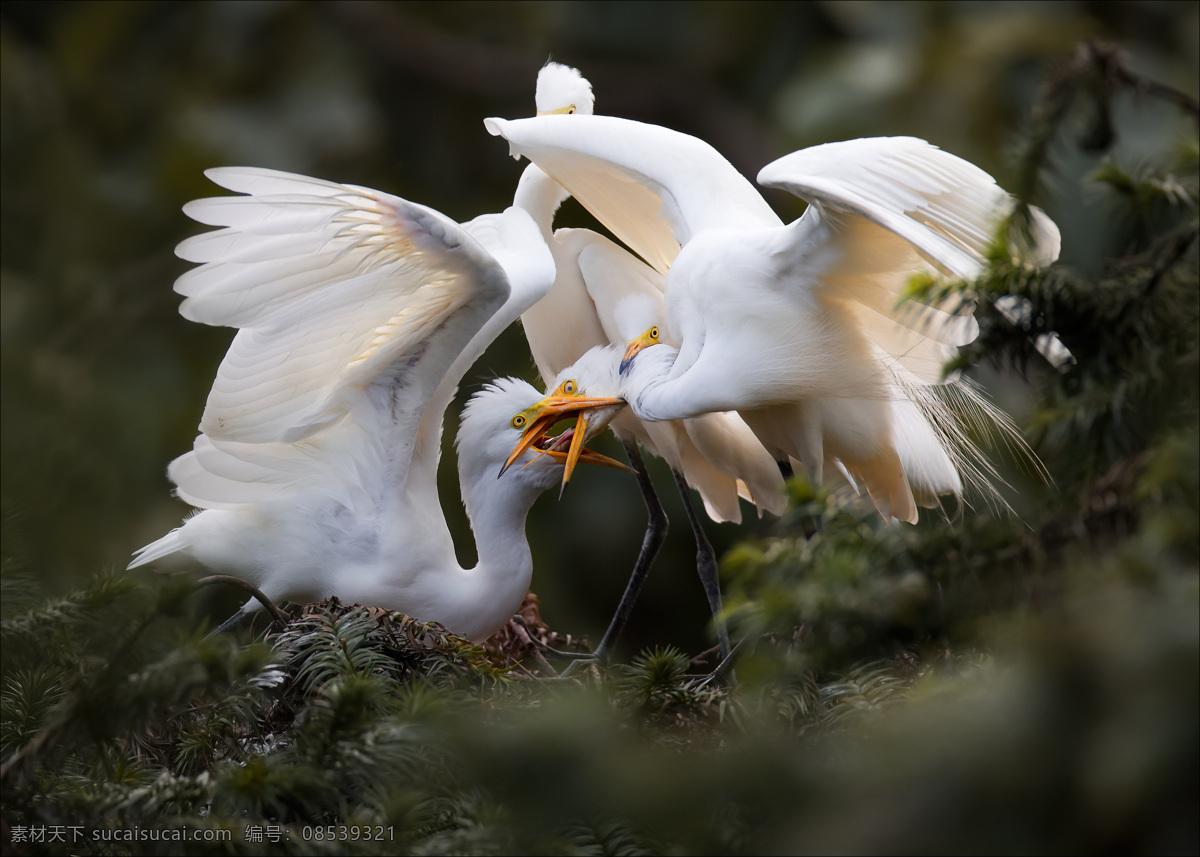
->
[649,326,660,341]
[568,105,576,114]
[564,379,577,395]
[511,414,526,429]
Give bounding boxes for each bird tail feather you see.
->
[128,528,186,569]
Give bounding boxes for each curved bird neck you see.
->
[446,459,543,639]
[621,343,735,423]
[513,164,570,240]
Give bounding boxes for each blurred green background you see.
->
[1,0,1196,653]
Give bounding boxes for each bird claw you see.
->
[557,655,608,679]
[504,615,612,681]
[694,638,743,690]
[509,615,595,660]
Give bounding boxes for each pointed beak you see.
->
[619,328,659,374]
[548,404,631,498]
[499,396,630,487]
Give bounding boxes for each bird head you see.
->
[502,347,633,494]
[460,378,625,498]
[618,325,664,374]
[535,62,595,117]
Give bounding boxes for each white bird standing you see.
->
[129,167,626,640]
[486,114,1058,523]
[511,63,785,660]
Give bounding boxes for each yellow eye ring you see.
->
[649,326,660,341]
[564,379,577,395]
[511,414,526,429]
[568,106,576,114]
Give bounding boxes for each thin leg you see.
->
[672,470,732,664]
[211,608,253,635]
[198,575,290,629]
[574,441,668,667]
[697,638,744,689]
[510,615,592,660]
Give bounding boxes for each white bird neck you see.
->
[621,343,734,423]
[513,164,570,240]
[464,478,537,579]
[446,462,543,639]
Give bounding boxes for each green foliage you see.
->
[1,666,65,756]
[1,571,143,666]
[559,816,661,856]
[284,607,398,697]
[622,645,691,705]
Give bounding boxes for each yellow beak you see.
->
[500,395,632,493]
[619,327,660,373]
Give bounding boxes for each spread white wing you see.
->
[489,119,1064,381]
[759,137,1064,378]
[168,167,553,512]
[486,114,781,274]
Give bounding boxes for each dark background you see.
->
[2,1,1197,653]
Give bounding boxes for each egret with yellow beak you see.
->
[130,166,626,640]
[488,114,1057,524]
[510,63,785,663]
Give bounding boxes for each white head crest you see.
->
[535,62,595,116]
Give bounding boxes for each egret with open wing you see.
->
[130,168,625,640]
[510,64,785,661]
[487,115,1057,523]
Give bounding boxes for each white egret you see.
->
[486,115,1058,523]
[129,167,626,640]
[512,64,785,660]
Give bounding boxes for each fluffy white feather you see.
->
[511,70,785,524]
[130,167,614,642]
[490,115,1058,521]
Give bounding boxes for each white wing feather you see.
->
[759,137,1060,279]
[760,138,1065,375]
[168,167,551,511]
[405,206,558,494]
[575,241,785,519]
[486,114,781,274]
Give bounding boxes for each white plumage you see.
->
[488,114,1058,523]
[130,166,624,641]
[503,64,793,662]
[516,63,784,523]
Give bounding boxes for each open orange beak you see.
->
[500,395,632,494]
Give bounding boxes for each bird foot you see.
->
[209,608,254,637]
[694,638,742,690]
[557,654,609,680]
[509,616,612,680]
[508,615,597,672]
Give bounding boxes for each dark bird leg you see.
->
[212,608,253,635]
[562,441,667,674]
[777,458,822,539]
[672,470,733,665]
[198,575,290,636]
